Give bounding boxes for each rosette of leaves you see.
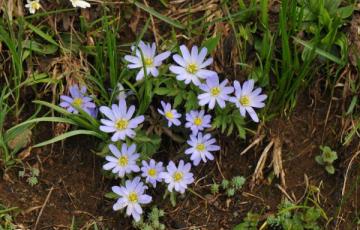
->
[315,146,338,174]
[211,176,245,197]
[132,207,165,230]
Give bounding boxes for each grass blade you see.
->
[5,117,77,136]
[293,37,345,65]
[134,2,185,29]
[33,130,104,148]
[25,21,59,46]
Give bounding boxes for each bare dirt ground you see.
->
[1,89,358,229]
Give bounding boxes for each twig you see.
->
[335,148,360,229]
[276,184,296,203]
[187,188,207,201]
[342,149,360,196]
[34,186,54,230]
[215,158,225,179]
[240,134,265,155]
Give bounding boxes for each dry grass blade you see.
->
[240,134,265,155]
[250,140,274,190]
[34,186,54,230]
[341,148,360,196]
[276,184,296,203]
[272,137,286,188]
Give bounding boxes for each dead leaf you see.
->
[7,128,32,150]
[18,147,32,160]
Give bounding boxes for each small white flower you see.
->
[124,41,171,81]
[160,160,194,194]
[99,99,144,142]
[25,0,41,14]
[157,101,181,127]
[185,132,220,166]
[169,45,217,86]
[103,144,140,177]
[112,177,152,222]
[70,0,91,8]
[185,110,212,135]
[141,159,164,188]
[229,80,267,122]
[198,75,234,109]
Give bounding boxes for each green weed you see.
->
[315,145,338,174]
[211,176,246,197]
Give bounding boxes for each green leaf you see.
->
[6,128,32,151]
[320,146,337,163]
[134,131,161,158]
[226,188,236,197]
[303,207,321,223]
[25,22,58,46]
[173,93,183,108]
[138,78,153,114]
[6,117,76,137]
[319,7,331,28]
[221,179,230,189]
[315,155,324,165]
[337,6,354,19]
[33,100,70,115]
[232,176,246,190]
[293,37,345,65]
[345,96,358,115]
[104,192,118,199]
[202,35,220,53]
[134,2,185,29]
[325,165,335,174]
[23,40,58,55]
[33,130,104,148]
[154,87,172,96]
[170,191,177,207]
[185,91,199,111]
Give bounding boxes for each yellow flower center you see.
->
[118,156,128,166]
[173,171,183,182]
[128,192,138,203]
[196,143,206,151]
[148,168,157,177]
[210,87,221,96]
[31,2,41,10]
[165,111,174,119]
[115,119,128,130]
[72,98,83,107]
[239,95,250,106]
[144,57,153,67]
[193,117,202,126]
[186,63,198,74]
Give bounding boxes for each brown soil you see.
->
[1,91,359,230]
